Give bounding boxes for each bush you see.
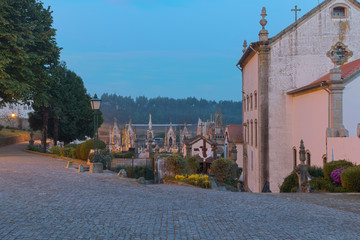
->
[88,150,113,169]
[309,177,350,193]
[165,154,186,176]
[49,146,61,155]
[341,167,360,192]
[308,166,324,178]
[64,143,78,149]
[60,148,72,158]
[323,160,353,179]
[280,171,298,193]
[71,149,77,159]
[330,167,346,185]
[77,139,106,160]
[186,156,200,173]
[27,144,43,153]
[175,174,211,188]
[210,158,234,183]
[113,165,154,180]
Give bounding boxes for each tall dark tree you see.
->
[29,62,103,145]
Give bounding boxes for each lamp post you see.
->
[90,94,102,163]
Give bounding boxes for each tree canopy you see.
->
[0,0,60,105]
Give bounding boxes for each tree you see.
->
[29,62,103,145]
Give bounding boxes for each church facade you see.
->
[237,0,360,193]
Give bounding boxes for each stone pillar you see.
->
[230,142,238,163]
[328,67,348,137]
[357,124,360,138]
[296,140,310,193]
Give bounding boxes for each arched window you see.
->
[250,93,253,110]
[255,119,258,147]
[254,91,257,110]
[243,98,246,112]
[251,120,253,146]
[322,154,327,166]
[293,147,297,168]
[306,151,311,166]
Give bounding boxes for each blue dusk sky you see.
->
[41,0,321,101]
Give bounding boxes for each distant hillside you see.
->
[100,94,242,124]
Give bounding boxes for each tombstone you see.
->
[295,140,311,193]
[117,169,127,178]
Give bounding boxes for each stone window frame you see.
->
[254,91,257,110]
[331,4,348,19]
[243,97,246,112]
[243,123,247,143]
[306,150,311,166]
[250,93,253,111]
[250,119,253,146]
[255,119,258,148]
[292,147,297,168]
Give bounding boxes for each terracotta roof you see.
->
[225,125,243,144]
[184,135,215,146]
[287,58,360,95]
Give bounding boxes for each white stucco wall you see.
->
[190,140,213,158]
[267,0,360,192]
[242,53,260,192]
[291,89,328,168]
[343,75,360,136]
[327,137,360,164]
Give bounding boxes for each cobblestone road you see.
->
[1,143,360,240]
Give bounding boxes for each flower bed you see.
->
[174,174,211,189]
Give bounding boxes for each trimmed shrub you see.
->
[78,139,106,160]
[186,156,200,173]
[64,143,78,149]
[323,160,353,179]
[49,146,61,155]
[165,154,186,176]
[88,150,113,169]
[308,166,324,178]
[60,148,72,158]
[309,177,350,193]
[341,167,360,192]
[27,144,43,153]
[210,158,234,183]
[280,171,298,193]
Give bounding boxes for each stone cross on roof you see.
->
[291,5,301,23]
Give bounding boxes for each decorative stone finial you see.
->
[326,42,353,66]
[259,7,269,41]
[242,40,248,53]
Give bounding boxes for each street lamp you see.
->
[90,94,102,162]
[11,112,16,118]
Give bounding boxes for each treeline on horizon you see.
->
[101,94,242,125]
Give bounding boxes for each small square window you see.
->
[333,7,346,17]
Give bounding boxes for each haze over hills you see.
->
[100,93,242,125]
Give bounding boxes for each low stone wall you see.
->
[111,158,152,169]
[0,133,39,147]
[24,150,88,165]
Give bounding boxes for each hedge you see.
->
[76,139,106,160]
[341,167,360,192]
[210,158,234,183]
[323,160,353,179]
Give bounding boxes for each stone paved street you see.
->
[1,143,360,240]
